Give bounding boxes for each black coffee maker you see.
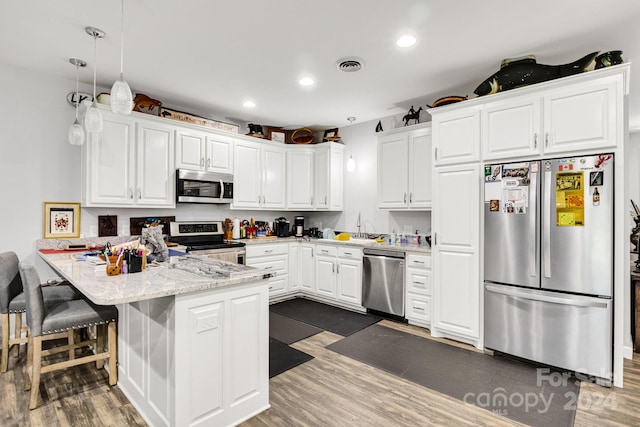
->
[294,216,304,237]
[274,217,290,237]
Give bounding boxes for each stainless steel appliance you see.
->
[274,217,290,237]
[363,248,405,317]
[176,169,233,204]
[484,154,613,383]
[294,216,304,237]
[168,221,245,264]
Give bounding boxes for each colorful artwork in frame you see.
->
[43,202,80,239]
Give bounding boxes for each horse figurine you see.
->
[403,106,422,126]
[133,93,162,114]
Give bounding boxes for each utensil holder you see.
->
[106,265,121,276]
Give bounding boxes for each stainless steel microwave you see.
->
[176,169,233,204]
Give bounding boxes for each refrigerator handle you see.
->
[485,284,609,308]
[528,165,537,278]
[543,168,552,278]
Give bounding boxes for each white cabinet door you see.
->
[86,114,136,205]
[315,256,336,298]
[408,130,432,208]
[287,149,314,209]
[314,147,329,209]
[378,133,409,208]
[136,122,175,207]
[329,144,344,210]
[299,243,315,292]
[175,129,206,170]
[482,97,542,160]
[432,108,480,165]
[336,259,362,305]
[288,242,300,292]
[261,145,286,209]
[543,77,620,154]
[233,140,261,208]
[206,134,233,174]
[432,163,480,343]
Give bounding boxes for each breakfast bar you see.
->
[38,250,272,427]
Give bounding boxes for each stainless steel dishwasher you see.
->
[362,248,405,317]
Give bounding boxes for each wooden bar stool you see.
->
[18,261,118,409]
[0,251,79,373]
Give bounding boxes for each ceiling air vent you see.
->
[336,57,364,73]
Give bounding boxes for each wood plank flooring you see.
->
[1,320,639,426]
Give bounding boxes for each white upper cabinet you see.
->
[176,129,234,174]
[206,134,234,174]
[233,140,285,209]
[542,76,620,154]
[378,125,431,209]
[175,128,206,170]
[482,96,542,160]
[261,144,286,209]
[431,108,480,166]
[136,121,175,206]
[286,148,315,209]
[315,143,344,210]
[83,108,174,208]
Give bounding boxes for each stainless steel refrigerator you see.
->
[484,154,613,382]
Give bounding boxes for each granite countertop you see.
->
[39,251,273,305]
[238,236,431,254]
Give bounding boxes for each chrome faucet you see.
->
[356,212,362,238]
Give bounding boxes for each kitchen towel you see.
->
[328,324,579,427]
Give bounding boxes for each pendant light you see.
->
[84,26,106,134]
[110,0,133,114]
[68,58,87,145]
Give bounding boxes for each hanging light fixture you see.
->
[110,0,133,114]
[84,26,106,134]
[68,58,87,145]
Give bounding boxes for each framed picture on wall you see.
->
[43,202,80,239]
[268,128,287,143]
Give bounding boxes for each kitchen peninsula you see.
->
[38,246,272,427]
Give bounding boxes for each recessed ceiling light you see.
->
[396,35,416,47]
[243,100,256,108]
[299,77,315,86]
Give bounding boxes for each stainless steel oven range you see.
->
[168,221,245,264]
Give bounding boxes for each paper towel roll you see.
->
[232,218,240,239]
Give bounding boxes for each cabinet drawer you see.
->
[246,255,288,274]
[337,247,363,259]
[406,293,431,321]
[406,253,431,269]
[246,243,288,257]
[315,245,337,257]
[267,275,288,295]
[406,268,431,295]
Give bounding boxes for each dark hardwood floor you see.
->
[2,321,639,426]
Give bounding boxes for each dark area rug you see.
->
[327,324,579,427]
[269,337,313,378]
[270,312,323,344]
[269,298,382,336]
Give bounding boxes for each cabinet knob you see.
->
[325,196,327,205]
[200,158,205,167]
[207,158,211,167]
[410,192,413,203]
[404,192,407,203]
[129,188,133,199]
[138,188,142,199]
[545,132,549,147]
[534,133,538,149]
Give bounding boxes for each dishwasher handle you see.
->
[363,248,405,258]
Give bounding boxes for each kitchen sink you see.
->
[330,238,377,246]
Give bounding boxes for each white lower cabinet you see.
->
[405,253,432,328]
[246,243,289,298]
[313,244,363,309]
[299,242,315,292]
[117,282,269,427]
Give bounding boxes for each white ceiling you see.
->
[2,0,640,129]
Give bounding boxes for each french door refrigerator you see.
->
[483,154,613,382]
